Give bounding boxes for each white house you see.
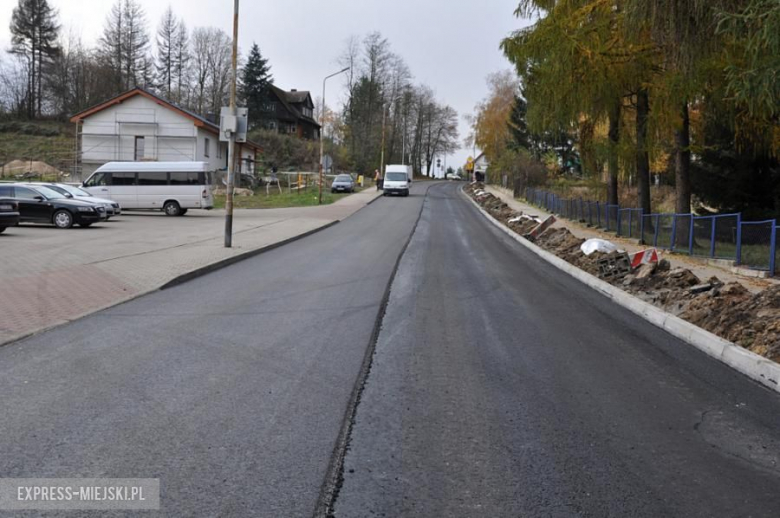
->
[70,88,260,180]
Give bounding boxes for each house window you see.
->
[302,107,312,118]
[134,136,145,161]
[204,137,210,158]
[262,102,275,112]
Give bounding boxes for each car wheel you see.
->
[79,223,93,228]
[331,189,336,193]
[180,209,188,215]
[53,210,74,229]
[163,201,181,216]
[0,227,6,234]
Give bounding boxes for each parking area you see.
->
[0,188,381,345]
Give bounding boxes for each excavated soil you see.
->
[466,183,780,363]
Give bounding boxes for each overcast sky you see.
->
[0,0,532,169]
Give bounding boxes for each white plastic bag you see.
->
[580,238,618,256]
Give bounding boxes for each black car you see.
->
[0,197,20,234]
[0,184,108,229]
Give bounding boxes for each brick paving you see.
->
[0,189,381,345]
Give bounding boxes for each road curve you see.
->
[334,182,780,518]
[0,183,428,517]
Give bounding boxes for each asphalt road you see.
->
[0,183,428,517]
[333,182,780,517]
[3,181,780,517]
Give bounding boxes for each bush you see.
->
[0,122,61,137]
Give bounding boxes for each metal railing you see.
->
[525,187,778,275]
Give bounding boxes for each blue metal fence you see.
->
[524,187,778,275]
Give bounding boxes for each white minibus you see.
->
[82,162,215,216]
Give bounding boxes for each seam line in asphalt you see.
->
[313,183,436,518]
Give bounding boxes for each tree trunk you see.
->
[635,89,651,214]
[674,101,691,214]
[607,99,620,206]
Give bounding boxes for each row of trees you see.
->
[1,0,273,125]
[331,32,459,176]
[474,0,778,217]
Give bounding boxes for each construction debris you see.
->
[581,238,618,256]
[466,182,780,364]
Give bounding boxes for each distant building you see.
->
[260,86,321,140]
[474,153,489,182]
[70,87,260,179]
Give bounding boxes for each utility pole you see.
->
[319,67,349,205]
[380,107,387,176]
[224,0,239,247]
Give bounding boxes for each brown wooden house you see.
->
[261,86,321,140]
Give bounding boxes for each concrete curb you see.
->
[0,219,342,348]
[160,220,339,289]
[462,188,780,394]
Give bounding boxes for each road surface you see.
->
[333,182,780,517]
[1,182,779,517]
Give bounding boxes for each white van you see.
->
[82,162,214,216]
[383,165,412,197]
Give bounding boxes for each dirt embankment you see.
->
[466,183,780,363]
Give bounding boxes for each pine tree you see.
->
[155,7,178,98]
[99,0,149,92]
[238,43,272,129]
[9,0,61,118]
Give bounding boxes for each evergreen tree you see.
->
[238,43,272,129]
[155,6,179,98]
[9,0,60,118]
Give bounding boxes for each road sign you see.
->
[321,154,333,171]
[466,156,475,171]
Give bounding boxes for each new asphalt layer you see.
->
[1,182,779,517]
[333,182,780,517]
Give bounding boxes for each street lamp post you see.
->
[319,67,350,205]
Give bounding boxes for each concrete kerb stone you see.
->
[0,219,342,349]
[461,187,780,394]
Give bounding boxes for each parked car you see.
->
[0,198,20,234]
[31,182,121,218]
[331,174,356,193]
[0,184,108,229]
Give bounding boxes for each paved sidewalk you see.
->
[485,185,776,294]
[0,188,381,345]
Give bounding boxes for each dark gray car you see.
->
[331,174,355,193]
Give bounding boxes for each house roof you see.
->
[268,85,320,127]
[69,87,260,150]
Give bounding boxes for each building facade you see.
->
[70,88,260,180]
[260,86,321,140]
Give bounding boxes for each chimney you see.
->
[290,89,297,92]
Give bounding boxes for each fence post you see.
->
[770,221,777,276]
[670,215,678,251]
[653,215,660,248]
[689,216,695,255]
[710,217,717,258]
[640,213,645,244]
[735,213,742,265]
[627,210,632,238]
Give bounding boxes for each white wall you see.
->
[81,95,200,167]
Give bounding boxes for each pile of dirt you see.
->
[1,159,63,176]
[466,183,780,365]
[681,284,780,362]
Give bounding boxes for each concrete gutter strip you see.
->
[463,189,780,394]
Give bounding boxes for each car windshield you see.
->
[386,173,407,182]
[56,184,91,197]
[31,186,65,199]
[335,175,352,182]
